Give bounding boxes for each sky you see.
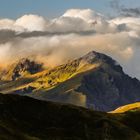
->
[0,0,140,19]
[0,0,140,80]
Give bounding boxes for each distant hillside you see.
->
[0,93,140,140]
[1,51,140,112]
[111,102,140,113]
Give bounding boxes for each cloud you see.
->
[0,14,48,32]
[110,0,140,17]
[0,32,135,75]
[15,14,48,32]
[0,9,117,34]
[49,9,119,34]
[0,19,23,31]
[62,9,104,21]
[121,8,140,17]
[0,9,140,79]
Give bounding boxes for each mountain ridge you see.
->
[1,50,140,111]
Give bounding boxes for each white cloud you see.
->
[111,17,140,25]
[15,14,48,32]
[0,15,48,32]
[62,9,104,22]
[0,19,23,31]
[0,19,14,29]
[0,9,117,33]
[58,9,117,33]
[47,16,94,33]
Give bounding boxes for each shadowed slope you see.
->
[0,93,140,140]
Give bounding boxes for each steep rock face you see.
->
[76,51,140,111]
[12,58,43,81]
[37,51,140,111]
[77,64,140,111]
[0,58,43,81]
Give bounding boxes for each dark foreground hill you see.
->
[0,93,140,140]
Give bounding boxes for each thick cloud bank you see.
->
[0,9,140,79]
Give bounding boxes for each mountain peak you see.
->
[81,51,116,64]
[79,51,123,73]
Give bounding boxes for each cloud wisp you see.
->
[110,0,140,17]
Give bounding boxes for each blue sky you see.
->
[0,0,140,19]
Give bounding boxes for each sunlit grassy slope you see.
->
[29,59,99,90]
[0,56,100,94]
[111,102,140,113]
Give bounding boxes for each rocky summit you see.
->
[0,58,43,81]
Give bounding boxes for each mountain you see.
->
[1,93,140,140]
[1,51,140,112]
[30,51,140,111]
